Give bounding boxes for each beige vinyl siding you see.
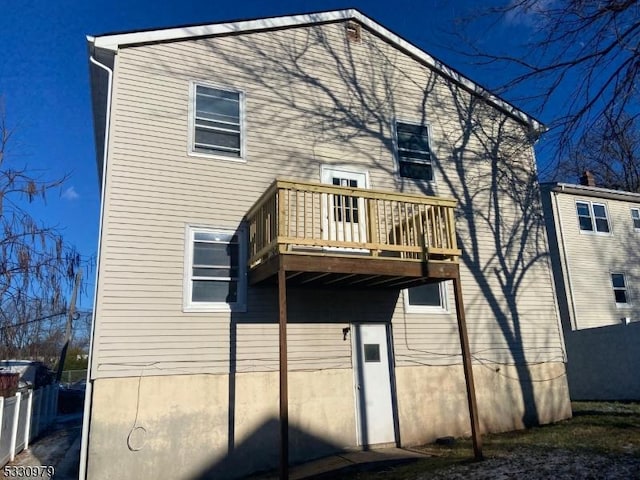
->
[93,20,564,378]
[552,192,640,329]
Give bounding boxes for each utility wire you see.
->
[0,311,67,331]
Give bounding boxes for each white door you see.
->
[321,167,368,244]
[352,323,395,446]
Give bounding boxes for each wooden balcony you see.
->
[246,179,461,288]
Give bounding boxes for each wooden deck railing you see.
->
[246,179,460,268]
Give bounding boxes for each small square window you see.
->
[396,122,433,181]
[576,201,610,233]
[190,83,244,159]
[631,208,640,230]
[364,344,381,362]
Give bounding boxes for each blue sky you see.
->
[1,0,538,308]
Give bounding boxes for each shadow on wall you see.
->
[189,417,343,480]
[155,17,566,435]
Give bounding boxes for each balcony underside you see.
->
[249,251,459,288]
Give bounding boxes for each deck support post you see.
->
[452,269,483,460]
[278,261,289,480]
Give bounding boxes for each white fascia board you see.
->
[552,182,640,201]
[91,10,355,50]
[88,8,542,131]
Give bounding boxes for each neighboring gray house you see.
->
[83,9,571,480]
[542,174,640,400]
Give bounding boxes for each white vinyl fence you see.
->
[0,385,58,467]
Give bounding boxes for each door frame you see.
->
[350,322,398,447]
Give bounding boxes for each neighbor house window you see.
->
[404,282,448,313]
[631,208,640,230]
[611,273,629,307]
[576,201,610,233]
[191,83,243,158]
[396,122,433,181]
[184,226,246,311]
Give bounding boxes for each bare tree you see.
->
[454,0,640,173]
[562,108,640,191]
[0,101,81,360]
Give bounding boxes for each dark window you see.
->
[189,229,243,306]
[332,177,359,223]
[631,208,640,230]
[364,344,381,362]
[396,122,433,181]
[408,283,443,308]
[611,273,629,305]
[576,201,609,233]
[193,85,241,157]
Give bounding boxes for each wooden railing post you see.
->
[367,199,379,256]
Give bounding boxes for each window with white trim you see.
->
[184,226,246,311]
[404,282,448,313]
[395,121,433,182]
[631,208,640,230]
[611,273,630,307]
[576,201,610,233]
[191,83,243,158]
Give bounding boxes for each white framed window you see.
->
[404,282,449,313]
[631,208,640,231]
[395,121,433,182]
[611,272,630,308]
[183,225,247,312]
[189,82,245,160]
[575,201,610,234]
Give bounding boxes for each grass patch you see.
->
[329,402,640,479]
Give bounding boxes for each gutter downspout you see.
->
[80,53,113,480]
[553,187,579,331]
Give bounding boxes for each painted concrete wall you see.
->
[87,363,570,479]
[87,369,356,480]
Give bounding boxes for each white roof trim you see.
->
[88,9,542,131]
[548,182,640,201]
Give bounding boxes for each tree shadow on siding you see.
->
[154,16,566,437]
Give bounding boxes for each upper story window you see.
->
[631,208,640,230]
[404,282,448,313]
[611,273,630,307]
[184,226,246,312]
[190,83,244,159]
[395,122,433,182]
[576,201,610,233]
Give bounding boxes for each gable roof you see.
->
[87,8,543,132]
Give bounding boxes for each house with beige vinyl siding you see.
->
[542,175,640,401]
[83,9,571,480]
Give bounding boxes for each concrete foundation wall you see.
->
[395,362,571,446]
[87,362,571,479]
[87,369,356,480]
